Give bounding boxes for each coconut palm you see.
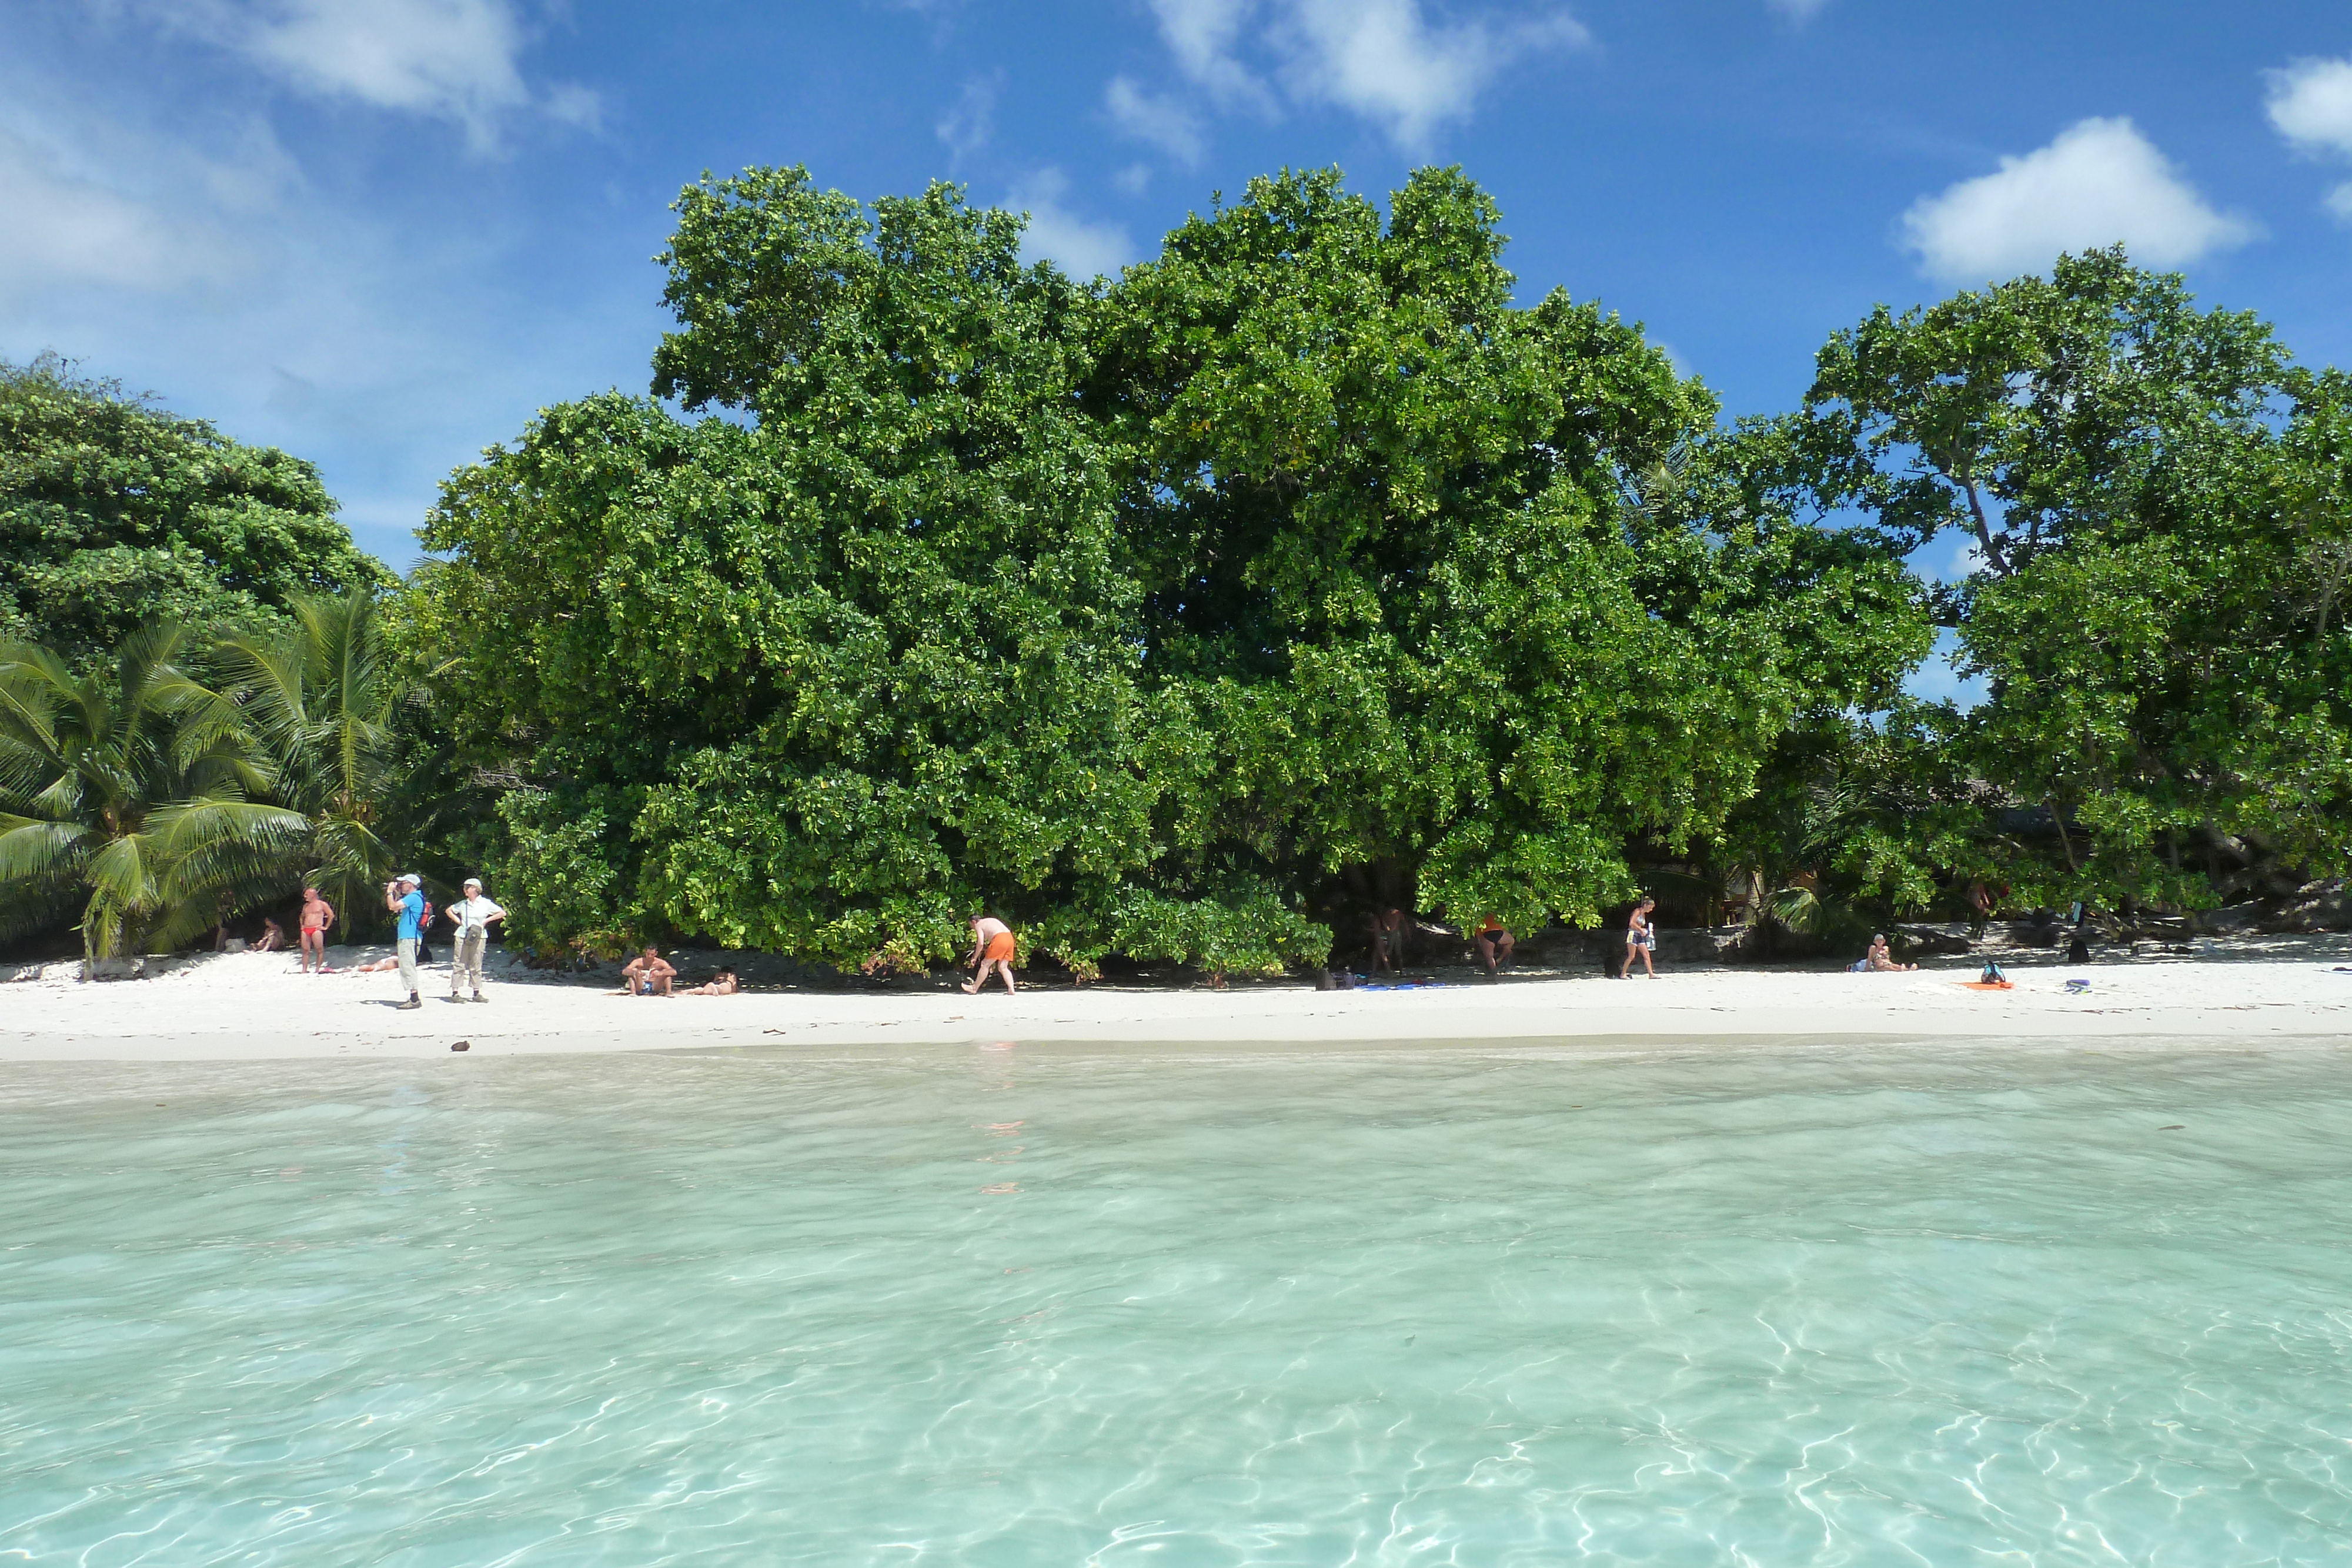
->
[0,624,309,974]
[210,591,403,927]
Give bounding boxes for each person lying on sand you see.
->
[1865,934,1916,972]
[620,947,676,997]
[351,955,402,973]
[683,967,739,997]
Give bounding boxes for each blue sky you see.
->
[5,0,2350,593]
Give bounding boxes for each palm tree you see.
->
[211,591,403,928]
[0,624,309,975]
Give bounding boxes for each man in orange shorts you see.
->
[962,914,1018,995]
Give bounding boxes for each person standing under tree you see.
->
[299,885,336,974]
[443,878,506,1004]
[1623,897,1658,978]
[385,874,425,1010]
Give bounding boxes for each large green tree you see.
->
[415,172,1291,970]
[1795,249,2352,914]
[410,164,1924,970]
[1,356,390,667]
[1086,167,1926,932]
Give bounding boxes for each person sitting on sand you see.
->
[1865,933,1916,972]
[256,917,285,953]
[299,886,336,974]
[1978,959,2012,988]
[621,947,677,997]
[963,914,1018,996]
[683,966,739,997]
[1624,897,1658,978]
[1474,915,1514,977]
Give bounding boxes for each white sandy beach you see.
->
[5,937,2351,1061]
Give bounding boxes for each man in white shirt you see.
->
[443,877,507,1003]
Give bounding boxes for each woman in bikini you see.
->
[963,914,1019,995]
[1625,897,1658,977]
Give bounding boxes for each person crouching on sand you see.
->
[621,947,676,997]
[299,885,336,973]
[1474,915,1514,977]
[963,914,1018,995]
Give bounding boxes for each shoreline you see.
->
[5,938,2350,1062]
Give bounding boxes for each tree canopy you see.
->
[1786,249,2352,916]
[1,356,389,667]
[410,163,1929,971]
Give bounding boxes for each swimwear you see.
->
[984,931,1016,962]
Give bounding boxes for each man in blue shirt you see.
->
[385,873,426,1010]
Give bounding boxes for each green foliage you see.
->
[421,173,1183,968]
[0,356,390,668]
[0,624,308,966]
[1793,248,2352,913]
[211,592,405,927]
[410,176,2348,968]
[1087,166,1928,932]
[408,163,1924,971]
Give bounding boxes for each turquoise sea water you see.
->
[4,1039,2351,1565]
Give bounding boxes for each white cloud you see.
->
[1766,0,1832,19]
[1106,75,1205,165]
[0,122,273,303]
[936,75,997,164]
[1145,0,1278,113]
[1899,117,2256,282]
[159,0,593,147]
[2267,56,2352,224]
[0,53,635,569]
[1138,0,1586,153]
[2266,56,2352,156]
[1113,162,1153,195]
[1277,1,1588,152]
[1006,169,1134,280]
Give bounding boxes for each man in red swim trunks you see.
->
[962,914,1019,995]
[299,885,336,974]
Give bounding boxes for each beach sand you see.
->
[5,937,2351,1061]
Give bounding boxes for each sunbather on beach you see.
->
[963,915,1018,995]
[621,947,676,997]
[1624,897,1658,977]
[299,886,336,973]
[1475,915,1514,977]
[684,967,739,996]
[1865,933,1916,972]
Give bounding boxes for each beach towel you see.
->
[1957,981,2014,991]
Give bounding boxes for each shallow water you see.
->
[4,1039,2351,1565]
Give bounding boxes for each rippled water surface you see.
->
[6,1039,2352,1565]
